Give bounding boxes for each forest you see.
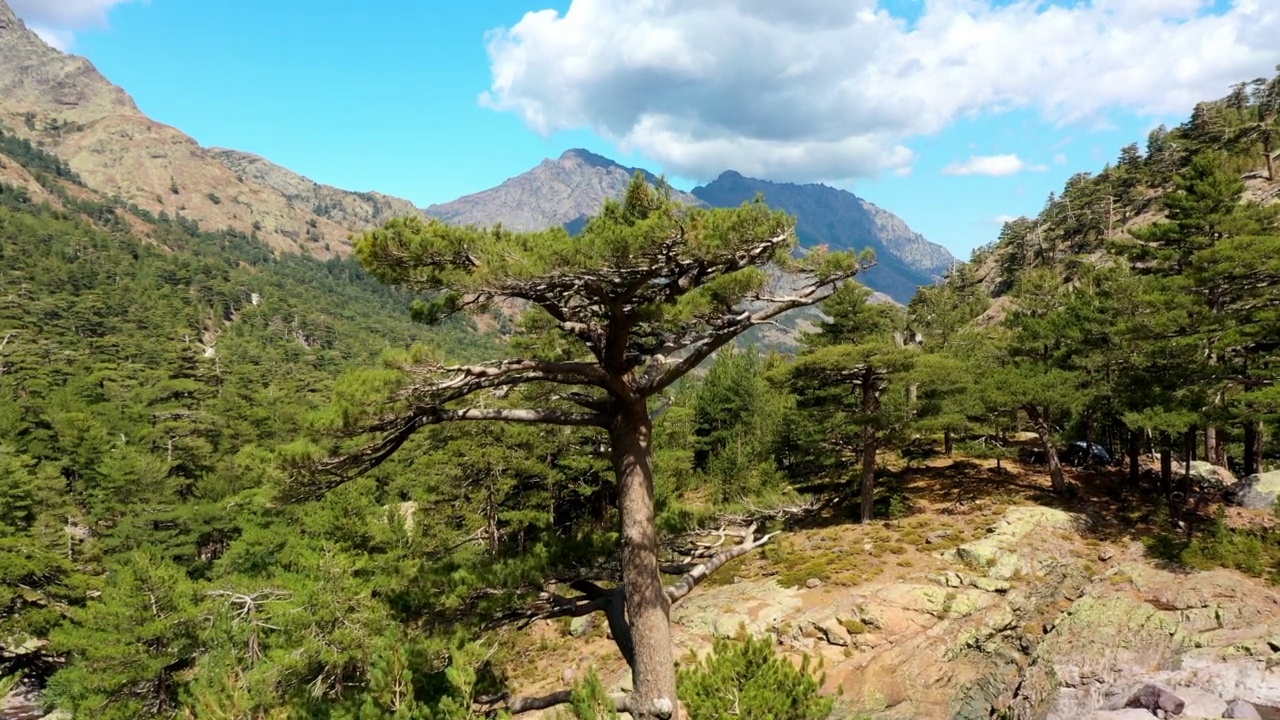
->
[0,69,1278,719]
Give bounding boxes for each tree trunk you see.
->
[944,430,954,457]
[859,371,880,523]
[1160,432,1173,503]
[1024,405,1065,493]
[1244,419,1265,477]
[1128,430,1141,486]
[1178,428,1196,518]
[610,399,677,719]
[1205,426,1217,467]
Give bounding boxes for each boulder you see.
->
[1229,471,1280,510]
[1225,699,1264,718]
[1173,460,1237,488]
[1092,711,1161,720]
[1171,686,1228,718]
[811,618,851,647]
[1122,684,1184,715]
[568,615,595,638]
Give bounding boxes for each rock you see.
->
[1092,711,1162,719]
[935,571,966,588]
[925,530,953,544]
[954,506,1077,579]
[1225,699,1264,718]
[1172,686,1228,718]
[1123,684,1185,715]
[805,578,822,589]
[569,615,594,638]
[1099,547,1116,562]
[971,577,1011,593]
[1174,460,1237,488]
[561,667,576,684]
[811,618,851,647]
[1268,638,1280,653]
[1229,470,1280,510]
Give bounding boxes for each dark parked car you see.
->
[1062,441,1112,468]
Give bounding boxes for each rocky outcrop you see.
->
[1230,470,1280,510]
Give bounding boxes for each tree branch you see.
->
[645,266,870,395]
[475,689,636,716]
[665,523,779,604]
[302,407,606,498]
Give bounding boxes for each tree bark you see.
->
[1244,419,1265,477]
[1205,426,1218,467]
[859,372,879,523]
[610,399,677,720]
[1128,430,1141,487]
[1025,405,1065,493]
[1160,432,1173,504]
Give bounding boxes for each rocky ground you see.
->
[505,458,1280,720]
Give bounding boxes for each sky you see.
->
[10,0,1280,259]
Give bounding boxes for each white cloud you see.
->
[1053,153,1068,165]
[484,0,1280,183]
[992,214,1019,225]
[893,165,914,178]
[10,0,137,50]
[942,154,1046,177]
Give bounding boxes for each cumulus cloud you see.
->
[483,0,1280,182]
[943,154,1047,177]
[10,0,137,50]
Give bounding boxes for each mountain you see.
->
[425,148,704,233]
[0,0,422,254]
[208,148,423,230]
[693,171,954,303]
[427,152,949,303]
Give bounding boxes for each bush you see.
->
[678,635,833,720]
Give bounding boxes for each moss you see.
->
[841,618,869,635]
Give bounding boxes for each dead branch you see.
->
[475,689,643,717]
[665,523,779,604]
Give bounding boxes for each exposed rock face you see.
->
[0,0,420,255]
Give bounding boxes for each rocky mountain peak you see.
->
[0,0,19,32]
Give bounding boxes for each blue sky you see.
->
[12,0,1280,259]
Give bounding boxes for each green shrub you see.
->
[678,635,833,720]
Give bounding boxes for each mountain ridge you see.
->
[692,172,953,302]
[1,0,948,302]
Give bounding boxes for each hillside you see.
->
[693,171,954,303]
[959,78,1280,300]
[0,0,417,255]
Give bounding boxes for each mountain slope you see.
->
[0,0,422,255]
[425,148,705,232]
[693,172,953,303]
[209,148,424,230]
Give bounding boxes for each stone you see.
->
[811,618,851,647]
[1092,711,1163,719]
[1229,470,1280,510]
[1123,685,1185,716]
[568,615,594,638]
[935,571,966,588]
[971,577,1011,593]
[1268,638,1280,653]
[1172,686,1228,719]
[925,530,953,544]
[805,578,823,589]
[1225,699,1264,718]
[1099,547,1116,562]
[1174,460,1237,488]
